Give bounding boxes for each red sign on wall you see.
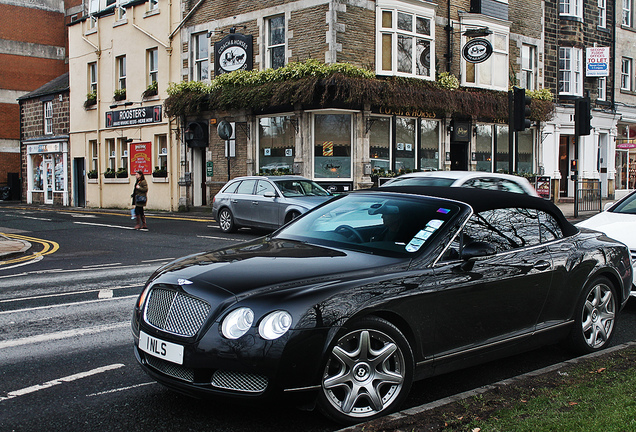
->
[130,142,152,175]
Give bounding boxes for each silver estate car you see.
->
[212,175,333,232]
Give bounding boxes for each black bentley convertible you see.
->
[132,186,632,424]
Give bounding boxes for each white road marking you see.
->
[0,322,130,349]
[0,363,125,402]
[0,284,141,304]
[74,221,135,230]
[98,289,113,299]
[86,382,155,397]
[20,216,52,221]
[0,295,137,316]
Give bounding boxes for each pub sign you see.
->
[106,105,162,128]
[214,33,253,76]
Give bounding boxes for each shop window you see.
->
[616,149,629,189]
[44,101,53,135]
[420,120,440,170]
[314,113,352,179]
[193,33,208,81]
[369,117,391,173]
[475,125,493,172]
[463,30,509,91]
[559,47,582,96]
[517,129,534,174]
[54,154,65,192]
[258,116,294,174]
[396,117,416,172]
[376,2,434,79]
[32,154,44,191]
[156,135,168,172]
[266,15,286,69]
[496,125,510,172]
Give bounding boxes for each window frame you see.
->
[155,134,168,172]
[106,138,116,170]
[118,137,128,173]
[621,57,633,91]
[90,140,98,172]
[116,55,126,91]
[312,111,354,181]
[598,76,607,100]
[148,0,158,11]
[623,0,632,27]
[560,0,582,19]
[88,62,97,94]
[598,0,606,28]
[116,0,127,21]
[558,47,583,96]
[266,15,286,70]
[521,44,536,91]
[44,101,53,135]
[192,33,209,81]
[148,48,158,85]
[375,1,435,80]
[460,18,510,91]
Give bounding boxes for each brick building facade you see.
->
[18,73,71,205]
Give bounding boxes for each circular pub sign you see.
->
[462,38,493,64]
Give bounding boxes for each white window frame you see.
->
[116,55,126,90]
[148,0,158,11]
[598,76,606,100]
[624,0,632,27]
[460,19,510,91]
[598,0,606,28]
[107,139,116,170]
[44,101,53,135]
[148,48,158,84]
[621,57,632,91]
[116,0,126,21]
[521,44,536,91]
[118,137,128,172]
[558,47,583,96]
[192,33,209,81]
[266,15,286,69]
[88,62,97,93]
[560,0,583,19]
[156,134,168,171]
[375,0,435,80]
[90,140,98,172]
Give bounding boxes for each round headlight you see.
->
[221,307,254,339]
[259,311,292,340]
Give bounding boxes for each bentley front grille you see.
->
[144,287,211,337]
[211,370,268,393]
[145,355,195,383]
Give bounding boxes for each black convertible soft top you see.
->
[366,185,578,237]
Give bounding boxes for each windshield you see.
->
[383,177,455,187]
[275,193,463,257]
[611,193,636,214]
[274,180,330,197]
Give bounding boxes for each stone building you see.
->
[170,0,548,209]
[18,73,71,205]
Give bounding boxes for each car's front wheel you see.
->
[568,276,617,354]
[218,208,236,233]
[317,317,414,424]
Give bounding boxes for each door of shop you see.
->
[73,158,86,207]
[450,142,468,171]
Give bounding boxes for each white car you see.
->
[577,190,636,295]
[380,170,539,196]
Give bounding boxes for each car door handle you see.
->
[533,260,550,271]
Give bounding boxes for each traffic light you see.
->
[513,87,532,131]
[575,97,592,136]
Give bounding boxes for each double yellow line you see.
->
[0,234,59,266]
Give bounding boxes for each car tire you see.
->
[218,208,236,233]
[567,276,617,354]
[317,316,414,425]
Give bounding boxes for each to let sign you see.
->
[586,47,609,77]
[130,142,152,175]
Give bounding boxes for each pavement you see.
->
[0,199,601,259]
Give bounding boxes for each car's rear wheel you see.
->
[568,276,617,354]
[317,317,413,424]
[218,208,236,233]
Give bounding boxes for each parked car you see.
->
[212,175,332,232]
[380,170,539,196]
[577,189,636,295]
[132,186,631,424]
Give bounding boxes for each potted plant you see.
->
[84,91,97,108]
[116,167,128,178]
[152,166,168,177]
[104,168,116,178]
[87,169,98,179]
[142,81,158,99]
[114,88,126,101]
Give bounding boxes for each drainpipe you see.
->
[446,0,452,72]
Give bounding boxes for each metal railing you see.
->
[574,180,602,218]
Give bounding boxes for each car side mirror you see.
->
[462,241,496,260]
[603,202,614,211]
[264,191,277,198]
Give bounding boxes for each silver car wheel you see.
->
[218,208,235,233]
[321,325,407,420]
[581,281,615,349]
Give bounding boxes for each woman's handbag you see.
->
[135,195,147,205]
